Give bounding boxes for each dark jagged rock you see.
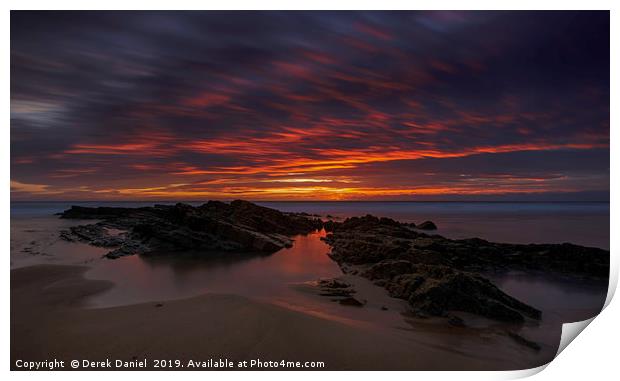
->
[323,216,609,277]
[105,241,149,259]
[57,205,142,219]
[317,278,356,297]
[363,260,541,322]
[318,278,351,289]
[383,265,541,322]
[417,220,437,230]
[200,200,322,236]
[60,224,125,247]
[339,296,365,307]
[59,200,323,259]
[323,220,337,232]
[448,315,465,327]
[322,215,609,323]
[363,259,415,279]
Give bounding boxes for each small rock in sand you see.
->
[339,297,365,307]
[448,315,466,327]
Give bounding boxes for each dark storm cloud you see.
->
[10,11,609,200]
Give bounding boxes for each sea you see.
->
[11,201,610,249]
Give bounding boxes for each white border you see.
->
[4,0,619,10]
[3,2,617,380]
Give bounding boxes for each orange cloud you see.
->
[182,92,231,108]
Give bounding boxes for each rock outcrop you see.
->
[59,200,322,259]
[416,220,437,230]
[322,215,608,323]
[368,262,540,322]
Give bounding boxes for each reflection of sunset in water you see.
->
[85,230,340,308]
[84,229,412,328]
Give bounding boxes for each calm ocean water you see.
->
[11,201,610,249]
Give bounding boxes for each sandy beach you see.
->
[12,263,563,371]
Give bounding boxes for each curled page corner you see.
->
[507,363,550,379]
[555,317,596,358]
[500,317,599,380]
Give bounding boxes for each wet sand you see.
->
[11,265,551,371]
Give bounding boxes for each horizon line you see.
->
[10,199,611,203]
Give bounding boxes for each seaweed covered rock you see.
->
[381,264,541,322]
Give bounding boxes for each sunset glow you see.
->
[11,11,609,201]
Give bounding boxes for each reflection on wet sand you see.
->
[85,230,340,306]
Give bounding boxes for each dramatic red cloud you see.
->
[182,92,231,108]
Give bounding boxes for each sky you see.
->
[10,11,609,201]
